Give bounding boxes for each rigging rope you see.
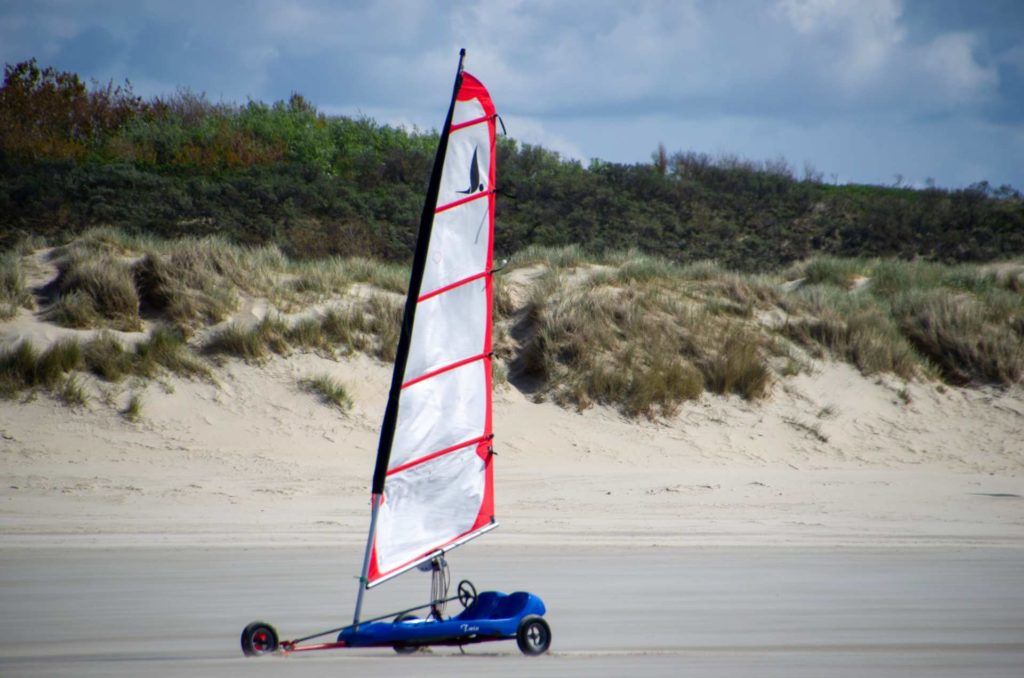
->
[429,556,450,619]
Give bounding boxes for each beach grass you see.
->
[121,393,143,421]
[0,251,32,320]
[57,374,88,407]
[44,252,142,332]
[3,231,1021,417]
[300,374,353,411]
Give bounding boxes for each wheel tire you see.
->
[515,615,551,656]
[392,613,420,654]
[241,621,279,657]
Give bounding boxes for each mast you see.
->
[353,49,468,626]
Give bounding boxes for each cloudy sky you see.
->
[2,0,1022,188]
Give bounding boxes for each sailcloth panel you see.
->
[404,279,487,384]
[421,197,490,296]
[388,359,487,470]
[367,71,496,584]
[375,446,486,575]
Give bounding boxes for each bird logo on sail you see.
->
[457,147,485,194]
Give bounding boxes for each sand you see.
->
[1,342,1022,549]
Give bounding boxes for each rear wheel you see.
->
[392,614,420,654]
[241,621,279,656]
[515,615,551,656]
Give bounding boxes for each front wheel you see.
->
[515,615,551,656]
[241,621,279,656]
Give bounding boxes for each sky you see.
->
[2,0,1022,189]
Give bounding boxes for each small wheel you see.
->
[392,614,419,654]
[241,621,279,656]
[457,579,477,608]
[516,615,551,656]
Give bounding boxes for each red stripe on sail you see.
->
[418,271,488,303]
[401,352,487,389]
[386,434,489,477]
[435,188,493,215]
[449,113,494,133]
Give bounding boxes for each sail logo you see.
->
[457,147,485,194]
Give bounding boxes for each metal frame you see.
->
[281,590,471,654]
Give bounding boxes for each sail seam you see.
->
[402,352,487,389]
[435,188,494,215]
[449,113,494,133]
[386,434,488,476]
[418,271,488,303]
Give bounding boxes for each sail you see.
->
[363,63,497,588]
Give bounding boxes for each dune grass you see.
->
[134,326,211,379]
[57,374,88,407]
[0,325,215,404]
[1,251,32,320]
[4,231,1021,417]
[121,393,143,421]
[202,294,402,364]
[44,252,142,331]
[508,260,777,417]
[780,257,1024,385]
[300,374,353,411]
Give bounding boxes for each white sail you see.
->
[364,70,498,587]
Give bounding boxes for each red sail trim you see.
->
[385,434,489,477]
[435,188,494,215]
[449,113,494,133]
[401,352,487,389]
[418,271,488,303]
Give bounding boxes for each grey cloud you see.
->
[0,0,1020,188]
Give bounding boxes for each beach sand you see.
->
[2,347,1022,549]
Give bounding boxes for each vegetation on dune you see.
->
[2,60,1022,272]
[43,250,142,331]
[121,393,142,421]
[300,373,353,411]
[1,230,1022,417]
[505,254,779,417]
[202,295,402,363]
[0,251,32,319]
[779,258,1024,385]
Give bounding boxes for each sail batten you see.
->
[386,433,490,477]
[435,188,494,214]
[361,63,498,587]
